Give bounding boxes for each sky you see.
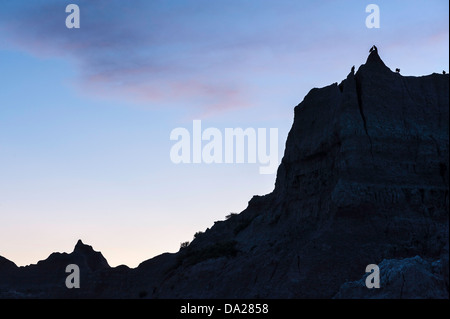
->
[0,0,448,268]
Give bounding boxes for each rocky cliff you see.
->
[1,49,448,298]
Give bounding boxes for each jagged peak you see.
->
[361,46,390,72]
[72,239,111,269]
[73,239,94,253]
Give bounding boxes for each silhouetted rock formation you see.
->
[0,240,111,298]
[72,239,110,272]
[0,256,17,283]
[0,256,17,272]
[334,256,448,298]
[0,49,448,298]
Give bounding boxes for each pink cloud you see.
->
[1,0,448,116]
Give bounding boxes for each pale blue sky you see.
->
[0,0,448,267]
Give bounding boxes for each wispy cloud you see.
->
[1,0,448,115]
[0,0,349,115]
[0,0,263,113]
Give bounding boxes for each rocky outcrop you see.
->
[0,49,448,298]
[334,256,448,299]
[0,240,111,298]
[71,239,110,272]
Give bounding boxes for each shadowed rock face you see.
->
[334,255,448,299]
[1,50,448,299]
